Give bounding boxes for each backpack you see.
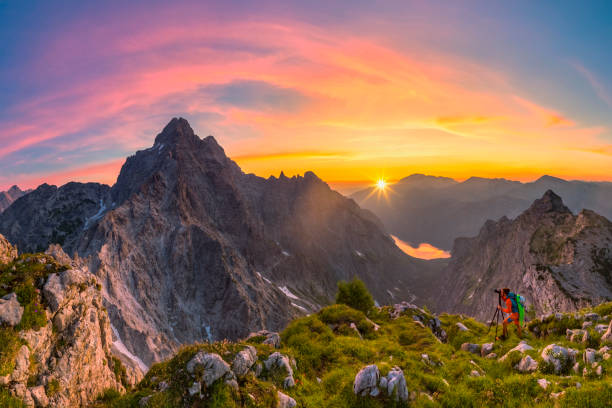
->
[508,292,526,326]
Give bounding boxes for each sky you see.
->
[1,0,612,192]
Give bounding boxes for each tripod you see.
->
[486,292,502,343]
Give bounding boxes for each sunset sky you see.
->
[1,1,611,191]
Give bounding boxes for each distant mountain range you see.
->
[0,118,441,366]
[351,174,612,250]
[435,190,612,319]
[0,185,30,213]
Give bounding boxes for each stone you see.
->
[485,353,497,359]
[379,376,388,389]
[386,367,409,401]
[516,356,538,373]
[247,330,281,349]
[0,292,23,326]
[139,395,153,407]
[585,313,600,321]
[566,329,589,344]
[537,379,550,390]
[42,274,65,313]
[0,234,17,264]
[186,352,231,387]
[576,382,581,389]
[277,391,297,408]
[225,379,239,391]
[541,344,577,374]
[264,352,295,389]
[499,341,533,361]
[11,345,30,382]
[353,365,379,397]
[188,382,201,397]
[594,324,608,334]
[481,343,494,357]
[232,346,257,377]
[582,321,593,329]
[550,391,565,399]
[11,383,35,407]
[29,385,49,407]
[573,362,580,374]
[601,320,612,344]
[460,343,481,355]
[470,370,480,377]
[583,349,598,365]
[456,322,469,331]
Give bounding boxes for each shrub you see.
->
[46,378,60,397]
[335,278,374,315]
[0,328,22,375]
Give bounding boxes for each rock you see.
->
[585,313,600,321]
[349,322,362,338]
[541,344,577,374]
[555,313,564,321]
[386,367,409,401]
[595,324,609,334]
[485,353,497,359]
[582,321,593,329]
[499,341,533,361]
[481,343,494,357]
[225,378,239,391]
[0,292,23,326]
[353,365,380,397]
[158,381,169,392]
[537,379,550,390]
[550,391,565,399]
[11,345,30,382]
[232,346,257,378]
[596,365,603,376]
[188,382,201,397]
[470,370,480,377]
[42,274,65,313]
[460,343,481,355]
[573,362,580,374]
[28,385,49,407]
[601,321,612,344]
[277,391,297,408]
[599,346,611,354]
[566,329,589,344]
[186,352,231,387]
[11,383,35,407]
[139,395,153,407]
[247,330,281,348]
[516,356,538,373]
[379,377,388,389]
[576,382,581,389]
[456,322,469,331]
[0,234,17,264]
[421,354,429,363]
[264,352,295,389]
[583,349,599,365]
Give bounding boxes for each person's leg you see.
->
[515,321,522,338]
[502,319,508,338]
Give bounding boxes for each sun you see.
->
[376,178,387,190]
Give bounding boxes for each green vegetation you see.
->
[335,278,375,315]
[46,378,61,397]
[0,388,25,408]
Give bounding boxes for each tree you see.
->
[335,278,374,315]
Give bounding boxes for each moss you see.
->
[0,388,26,408]
[0,327,22,375]
[46,378,60,397]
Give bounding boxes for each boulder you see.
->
[232,346,257,378]
[29,385,49,407]
[537,379,550,390]
[470,370,480,377]
[499,341,533,361]
[186,352,231,387]
[188,382,201,397]
[0,293,23,326]
[566,329,589,344]
[541,344,577,374]
[460,343,481,355]
[582,321,593,329]
[264,352,295,389]
[247,330,281,348]
[585,313,600,321]
[595,324,608,334]
[601,321,612,344]
[481,343,494,357]
[0,234,17,264]
[277,391,297,408]
[515,356,538,373]
[11,345,30,382]
[456,322,469,331]
[583,349,599,365]
[353,365,380,397]
[385,367,409,401]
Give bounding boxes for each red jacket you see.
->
[501,296,512,314]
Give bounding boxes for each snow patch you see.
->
[281,250,290,257]
[204,325,213,343]
[256,272,272,284]
[291,303,308,312]
[158,143,165,153]
[278,286,299,300]
[83,198,107,230]
[355,250,365,258]
[111,325,148,372]
[387,289,395,298]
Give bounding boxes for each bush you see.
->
[335,278,374,315]
[0,327,22,375]
[46,378,60,397]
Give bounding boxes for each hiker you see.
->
[496,288,522,340]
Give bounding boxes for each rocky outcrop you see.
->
[4,254,130,407]
[1,118,439,366]
[437,190,612,320]
[353,365,380,397]
[0,292,23,326]
[353,365,408,402]
[0,233,17,264]
[264,352,295,389]
[541,344,578,374]
[246,330,281,348]
[232,346,257,378]
[0,185,29,213]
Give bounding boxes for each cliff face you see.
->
[437,190,612,320]
[0,186,29,213]
[0,118,438,367]
[0,242,133,407]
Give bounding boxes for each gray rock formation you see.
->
[437,191,612,320]
[353,365,380,397]
[277,391,297,408]
[541,344,578,374]
[0,233,17,264]
[186,352,233,387]
[1,118,439,366]
[352,173,612,250]
[0,293,23,326]
[0,185,29,213]
[385,367,409,401]
[264,352,295,389]
[516,355,538,372]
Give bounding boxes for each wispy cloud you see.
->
[571,62,612,108]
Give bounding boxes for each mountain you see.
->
[436,190,612,320]
[351,174,612,250]
[0,185,30,213]
[0,118,441,367]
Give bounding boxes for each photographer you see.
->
[496,288,522,340]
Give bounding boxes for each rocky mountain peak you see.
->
[154,117,199,147]
[525,189,571,216]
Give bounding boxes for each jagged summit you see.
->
[524,189,571,216]
[154,117,199,146]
